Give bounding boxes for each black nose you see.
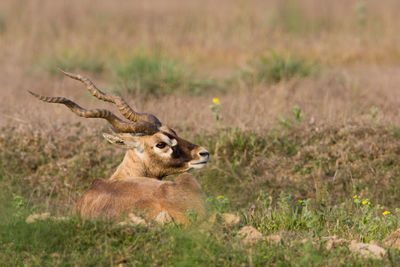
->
[199,151,209,157]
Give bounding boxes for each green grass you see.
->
[242,52,317,85]
[195,122,400,210]
[113,53,217,97]
[2,192,400,266]
[2,122,400,265]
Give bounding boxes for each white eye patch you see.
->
[158,134,177,147]
[154,146,173,156]
[153,134,177,157]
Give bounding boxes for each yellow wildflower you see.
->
[383,211,390,216]
[217,195,224,199]
[362,200,368,205]
[298,200,303,203]
[212,98,220,104]
[353,195,358,199]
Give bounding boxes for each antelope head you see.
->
[29,69,209,179]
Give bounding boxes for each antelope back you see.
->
[75,173,207,224]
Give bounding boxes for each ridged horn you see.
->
[58,68,162,127]
[28,91,159,135]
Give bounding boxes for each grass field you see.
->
[1,0,400,265]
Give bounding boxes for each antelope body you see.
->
[30,70,209,224]
[76,174,206,224]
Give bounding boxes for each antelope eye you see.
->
[156,142,167,149]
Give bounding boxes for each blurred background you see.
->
[1,0,400,132]
[2,0,400,213]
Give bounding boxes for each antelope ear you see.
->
[103,133,126,146]
[102,133,141,150]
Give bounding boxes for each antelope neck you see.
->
[110,150,155,180]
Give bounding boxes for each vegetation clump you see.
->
[113,53,216,96]
[243,52,317,84]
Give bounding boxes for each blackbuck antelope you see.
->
[30,69,210,224]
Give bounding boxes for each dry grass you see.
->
[3,66,400,137]
[1,0,400,133]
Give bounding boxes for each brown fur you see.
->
[76,126,210,224]
[109,127,206,180]
[30,71,210,224]
[76,173,207,224]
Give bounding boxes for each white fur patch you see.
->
[188,162,207,169]
[153,134,177,157]
[159,134,176,146]
[154,146,173,157]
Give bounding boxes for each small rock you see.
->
[53,216,68,221]
[118,213,147,227]
[238,226,263,245]
[266,234,281,244]
[384,228,400,249]
[323,236,349,250]
[128,213,147,226]
[154,211,174,225]
[349,240,387,259]
[209,213,240,227]
[25,212,51,223]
